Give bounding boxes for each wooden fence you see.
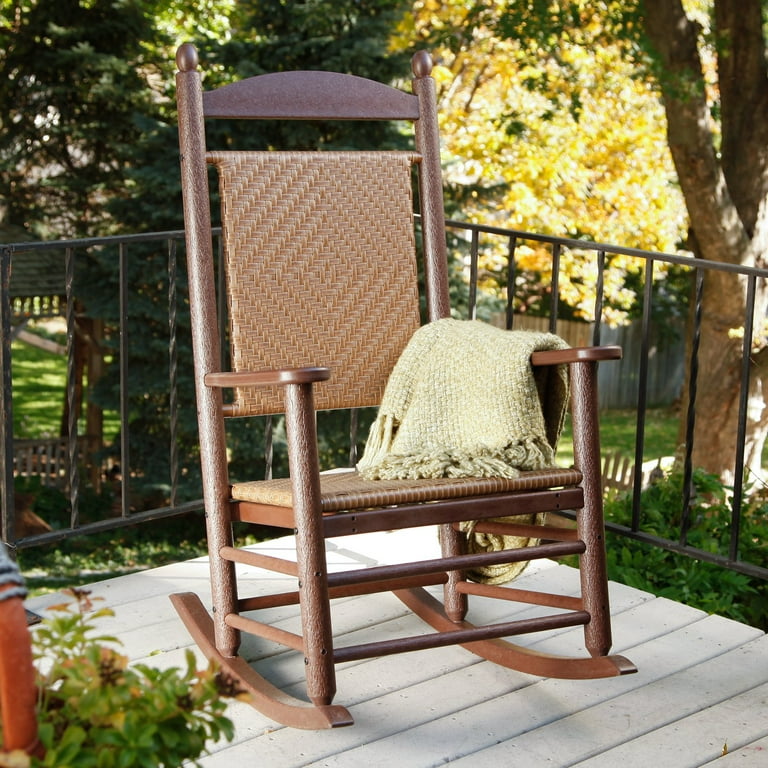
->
[495,314,685,410]
[13,436,103,491]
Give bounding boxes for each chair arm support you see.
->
[531,345,622,366]
[205,367,331,388]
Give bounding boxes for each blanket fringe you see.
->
[459,515,544,584]
[356,414,396,474]
[359,435,556,481]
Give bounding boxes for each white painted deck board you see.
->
[25,527,767,768]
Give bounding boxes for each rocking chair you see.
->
[172,43,636,730]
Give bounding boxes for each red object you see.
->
[0,549,40,757]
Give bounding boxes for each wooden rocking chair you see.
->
[172,43,636,730]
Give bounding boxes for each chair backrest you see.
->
[175,45,450,417]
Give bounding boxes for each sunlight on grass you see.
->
[12,341,66,437]
[12,339,120,440]
[19,527,209,594]
[558,408,679,468]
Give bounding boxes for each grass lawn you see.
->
[11,340,68,438]
[558,407,679,469]
[12,335,120,440]
[17,514,210,594]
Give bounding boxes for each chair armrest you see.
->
[204,367,331,388]
[531,345,622,366]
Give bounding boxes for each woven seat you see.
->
[172,43,635,731]
[232,467,583,511]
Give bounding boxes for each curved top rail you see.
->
[201,69,421,121]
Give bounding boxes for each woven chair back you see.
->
[210,150,422,417]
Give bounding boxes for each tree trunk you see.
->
[678,267,768,482]
[645,0,768,481]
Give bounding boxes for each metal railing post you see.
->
[0,246,15,548]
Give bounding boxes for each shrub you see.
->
[602,467,768,630]
[0,589,242,768]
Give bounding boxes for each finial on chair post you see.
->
[176,43,199,72]
[411,50,433,79]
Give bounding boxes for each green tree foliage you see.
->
[0,0,160,238]
[112,0,414,234]
[0,0,414,497]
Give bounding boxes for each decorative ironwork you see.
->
[0,225,766,584]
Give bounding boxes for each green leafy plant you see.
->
[0,589,242,768]
[600,466,767,630]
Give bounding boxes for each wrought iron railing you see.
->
[1,231,200,548]
[1,223,766,582]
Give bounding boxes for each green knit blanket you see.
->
[358,318,569,480]
[357,318,570,584]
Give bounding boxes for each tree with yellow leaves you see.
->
[393,0,687,325]
[399,0,768,482]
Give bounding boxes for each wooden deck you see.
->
[26,527,768,767]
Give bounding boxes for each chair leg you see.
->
[294,521,335,706]
[577,498,612,657]
[570,358,612,657]
[170,592,353,729]
[206,490,241,658]
[439,523,469,622]
[285,383,336,707]
[209,551,241,658]
[195,380,241,657]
